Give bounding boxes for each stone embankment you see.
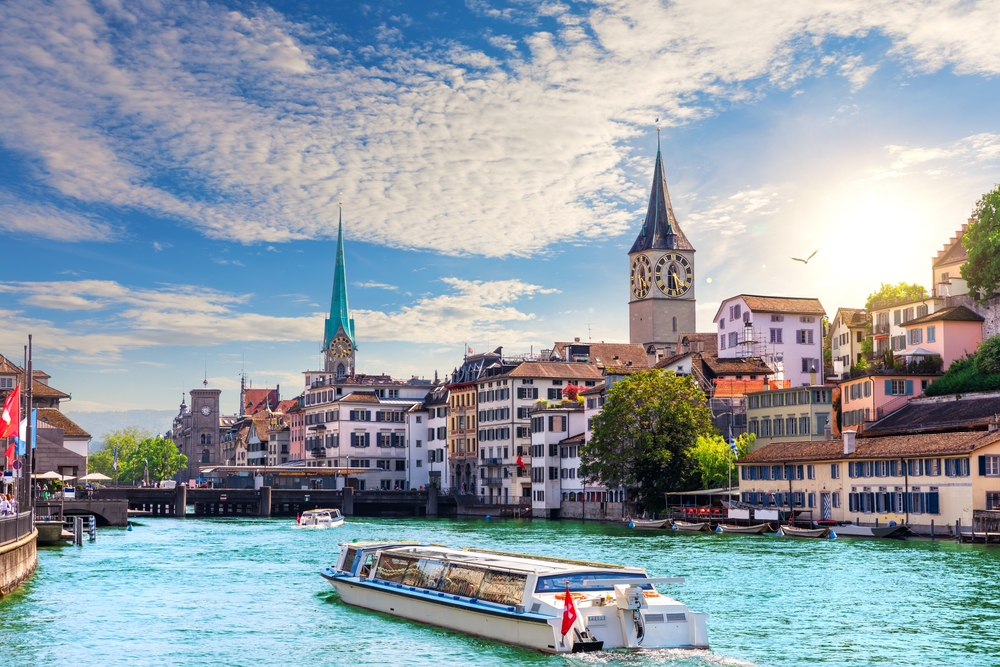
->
[0,512,37,596]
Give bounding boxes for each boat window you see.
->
[341,547,359,573]
[438,564,487,597]
[477,571,527,606]
[403,558,446,589]
[360,553,375,579]
[376,555,419,583]
[535,572,650,592]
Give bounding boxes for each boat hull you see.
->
[718,524,769,534]
[672,522,709,532]
[630,519,669,529]
[328,577,564,653]
[778,526,829,538]
[830,524,908,539]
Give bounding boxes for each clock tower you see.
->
[324,206,357,379]
[628,140,696,361]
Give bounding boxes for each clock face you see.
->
[200,406,212,416]
[655,253,693,297]
[630,255,652,299]
[330,336,352,358]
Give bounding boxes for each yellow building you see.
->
[446,381,478,493]
[737,427,1000,534]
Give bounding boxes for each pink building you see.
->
[898,305,984,371]
[838,372,940,430]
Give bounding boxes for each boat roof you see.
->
[369,543,642,576]
[302,508,339,513]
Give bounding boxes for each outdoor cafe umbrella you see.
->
[32,471,62,480]
[79,472,112,482]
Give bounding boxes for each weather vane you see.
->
[655,117,660,147]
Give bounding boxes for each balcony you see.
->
[483,457,502,465]
[873,322,890,336]
[483,477,504,486]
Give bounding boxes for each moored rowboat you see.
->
[717,523,769,535]
[629,519,669,529]
[777,525,829,539]
[672,521,710,532]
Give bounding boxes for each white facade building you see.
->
[529,406,588,518]
[715,295,827,388]
[406,386,450,490]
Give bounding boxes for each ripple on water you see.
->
[2,517,1000,667]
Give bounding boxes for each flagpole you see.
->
[26,335,33,512]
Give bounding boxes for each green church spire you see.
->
[324,205,355,350]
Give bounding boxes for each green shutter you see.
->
[884,380,892,394]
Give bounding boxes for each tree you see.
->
[865,282,928,310]
[962,184,1000,301]
[579,370,715,511]
[89,427,187,483]
[689,432,755,490]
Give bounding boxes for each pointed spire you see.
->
[629,141,693,254]
[325,203,356,350]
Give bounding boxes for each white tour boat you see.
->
[296,508,344,529]
[321,542,709,654]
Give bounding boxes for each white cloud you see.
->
[0,191,115,241]
[1,0,999,254]
[354,281,399,291]
[0,277,559,360]
[871,132,1000,179]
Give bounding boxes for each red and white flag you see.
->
[561,583,577,636]
[3,442,13,467]
[516,455,525,470]
[0,384,19,439]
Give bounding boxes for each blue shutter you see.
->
[905,380,914,396]
[364,433,370,447]
[884,380,892,394]
[980,456,988,476]
[927,492,940,514]
[945,459,954,477]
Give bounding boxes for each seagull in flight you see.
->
[792,250,818,264]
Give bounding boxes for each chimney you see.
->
[843,430,856,455]
[990,414,999,434]
[574,337,580,343]
[824,421,832,440]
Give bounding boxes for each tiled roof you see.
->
[834,307,869,328]
[0,354,70,399]
[702,354,774,376]
[550,342,649,370]
[243,388,279,415]
[506,362,604,380]
[933,223,969,267]
[36,408,91,439]
[863,391,1000,436]
[739,431,1000,463]
[903,305,984,327]
[560,432,586,444]
[679,333,718,355]
[580,385,604,396]
[715,295,825,321]
[275,399,299,414]
[339,391,381,404]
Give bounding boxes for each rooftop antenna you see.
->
[588,324,592,342]
[203,354,208,387]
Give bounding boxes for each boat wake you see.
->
[568,648,756,667]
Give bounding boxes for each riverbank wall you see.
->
[0,528,38,596]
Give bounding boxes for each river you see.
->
[2,517,998,666]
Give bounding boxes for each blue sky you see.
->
[2,0,999,413]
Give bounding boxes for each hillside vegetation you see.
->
[925,335,1000,396]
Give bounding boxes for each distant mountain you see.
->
[64,409,177,451]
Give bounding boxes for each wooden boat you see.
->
[777,525,829,539]
[628,518,669,529]
[671,521,710,532]
[321,542,709,654]
[717,523,769,535]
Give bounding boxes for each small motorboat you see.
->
[629,518,670,529]
[829,523,909,539]
[716,523,769,535]
[672,521,710,532]
[295,508,344,529]
[777,525,829,539]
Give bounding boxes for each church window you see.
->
[337,364,346,380]
[201,449,210,463]
[206,434,212,445]
[672,316,677,332]
[200,434,206,445]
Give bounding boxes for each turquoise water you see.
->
[2,517,1000,667]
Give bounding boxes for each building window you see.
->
[926,326,936,343]
[728,332,738,347]
[908,328,922,345]
[831,463,839,479]
[672,316,678,332]
[984,456,1000,477]
[769,328,783,344]
[796,329,814,345]
[801,358,819,373]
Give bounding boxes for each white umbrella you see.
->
[33,471,62,480]
[79,472,112,481]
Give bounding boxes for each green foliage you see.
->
[689,432,755,490]
[579,370,715,512]
[925,341,1000,397]
[961,184,1000,301]
[89,427,187,483]
[860,337,873,360]
[865,282,928,310]
[851,356,869,373]
[974,335,1000,376]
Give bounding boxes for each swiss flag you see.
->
[560,583,577,636]
[0,385,19,439]
[516,455,525,469]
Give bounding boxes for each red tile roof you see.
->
[903,305,984,327]
[933,223,970,268]
[36,408,91,439]
[739,431,1000,463]
[243,389,279,415]
[339,391,381,404]
[715,295,825,322]
[550,342,648,370]
[506,362,604,380]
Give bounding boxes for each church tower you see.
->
[628,140,696,361]
[323,206,357,379]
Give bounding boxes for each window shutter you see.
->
[364,433,370,447]
[980,456,987,476]
[904,380,913,396]
[884,380,892,394]
[849,493,858,512]
[927,492,940,514]
[945,458,953,477]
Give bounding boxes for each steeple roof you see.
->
[324,207,356,350]
[629,144,693,254]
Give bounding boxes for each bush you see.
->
[975,335,1000,375]
[925,351,1000,396]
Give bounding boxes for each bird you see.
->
[791,250,818,264]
